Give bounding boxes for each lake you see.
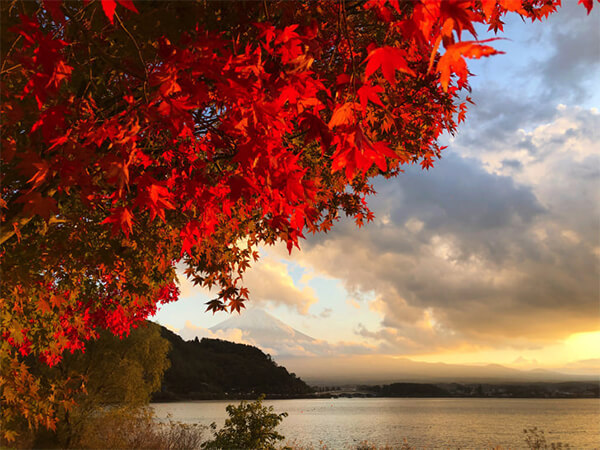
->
[152,398,600,448]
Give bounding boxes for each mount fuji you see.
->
[208,308,328,357]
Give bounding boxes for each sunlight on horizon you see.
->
[406,330,600,371]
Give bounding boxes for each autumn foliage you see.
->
[0,0,595,442]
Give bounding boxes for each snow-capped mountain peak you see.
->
[210,307,315,343]
[207,308,321,357]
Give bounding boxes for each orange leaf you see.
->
[120,208,134,236]
[101,207,134,236]
[229,297,246,314]
[499,0,525,13]
[329,102,359,128]
[438,39,502,91]
[27,161,51,190]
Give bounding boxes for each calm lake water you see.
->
[152,398,600,449]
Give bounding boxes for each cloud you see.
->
[177,267,204,299]
[176,257,318,315]
[512,356,539,367]
[346,299,361,309]
[270,104,599,356]
[241,259,318,314]
[535,1,600,103]
[178,321,257,347]
[561,358,600,374]
[453,3,599,158]
[319,308,333,318]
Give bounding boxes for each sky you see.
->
[153,3,600,376]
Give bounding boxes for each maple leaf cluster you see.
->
[0,0,595,441]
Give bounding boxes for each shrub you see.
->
[202,395,288,450]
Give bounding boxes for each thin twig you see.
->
[0,64,22,76]
[341,0,357,96]
[1,36,23,74]
[114,12,149,102]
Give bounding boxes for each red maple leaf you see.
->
[364,47,415,86]
[578,0,594,14]
[101,0,117,23]
[100,0,138,24]
[42,0,66,24]
[357,84,384,111]
[16,192,58,220]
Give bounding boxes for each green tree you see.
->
[202,395,288,450]
[33,321,170,448]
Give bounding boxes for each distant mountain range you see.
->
[279,355,600,385]
[179,308,599,386]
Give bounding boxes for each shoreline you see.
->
[151,393,600,403]
[151,380,599,402]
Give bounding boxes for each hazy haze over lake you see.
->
[153,398,600,449]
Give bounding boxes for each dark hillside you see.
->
[153,326,312,401]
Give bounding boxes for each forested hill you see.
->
[153,326,313,401]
